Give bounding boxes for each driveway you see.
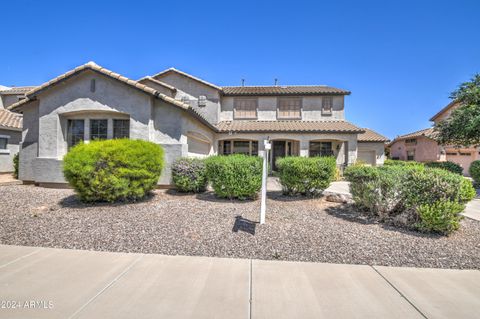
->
[0,245,479,319]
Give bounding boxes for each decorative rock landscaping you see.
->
[1,185,479,269]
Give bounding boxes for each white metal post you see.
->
[260,139,271,224]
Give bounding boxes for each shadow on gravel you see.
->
[232,215,256,235]
[266,191,317,202]
[194,192,257,204]
[325,204,444,239]
[58,192,156,209]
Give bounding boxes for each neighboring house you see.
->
[9,62,388,186]
[389,101,480,175]
[0,86,32,173]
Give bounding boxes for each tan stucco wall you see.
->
[219,96,344,122]
[154,72,221,124]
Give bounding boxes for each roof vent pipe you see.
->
[274,78,278,86]
[241,79,245,86]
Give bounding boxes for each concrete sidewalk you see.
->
[0,245,479,318]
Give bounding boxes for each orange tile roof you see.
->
[358,128,389,142]
[0,86,36,95]
[216,120,364,133]
[0,109,22,130]
[222,86,350,96]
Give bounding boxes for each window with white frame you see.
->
[322,96,333,115]
[234,98,257,119]
[278,98,302,119]
[67,119,85,148]
[90,119,108,140]
[0,136,8,150]
[113,119,130,139]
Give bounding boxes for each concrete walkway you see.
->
[0,245,479,318]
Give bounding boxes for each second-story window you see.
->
[278,98,302,119]
[234,98,257,119]
[322,96,333,115]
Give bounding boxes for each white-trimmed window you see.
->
[407,150,415,161]
[67,119,85,148]
[234,98,257,119]
[0,135,9,153]
[322,96,333,115]
[90,119,108,140]
[278,98,302,119]
[113,119,130,139]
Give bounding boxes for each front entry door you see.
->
[272,141,286,171]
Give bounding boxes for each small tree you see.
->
[434,74,480,146]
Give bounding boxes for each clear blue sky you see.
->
[1,0,479,139]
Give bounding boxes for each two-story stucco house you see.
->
[0,86,32,173]
[9,62,387,187]
[389,101,480,176]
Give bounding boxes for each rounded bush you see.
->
[404,167,475,207]
[416,200,465,235]
[205,155,262,200]
[425,161,463,175]
[63,139,164,202]
[171,157,208,193]
[344,164,475,234]
[469,160,480,184]
[276,156,337,197]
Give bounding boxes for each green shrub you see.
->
[345,165,411,217]
[63,139,164,202]
[345,164,475,234]
[276,156,336,197]
[13,153,19,179]
[384,159,424,168]
[469,160,480,184]
[416,200,465,235]
[171,157,208,193]
[403,167,475,208]
[205,155,262,200]
[344,165,379,211]
[425,161,463,175]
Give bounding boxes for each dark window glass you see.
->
[233,141,250,155]
[67,119,85,148]
[0,137,7,149]
[90,119,108,140]
[113,119,130,139]
[251,141,258,156]
[309,142,333,157]
[220,141,231,155]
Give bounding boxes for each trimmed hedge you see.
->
[276,156,337,197]
[384,159,424,168]
[205,155,262,200]
[63,139,164,202]
[344,165,475,235]
[425,161,463,175]
[171,157,208,193]
[13,153,19,179]
[469,160,480,184]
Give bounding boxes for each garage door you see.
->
[357,150,376,166]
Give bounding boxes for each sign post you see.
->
[260,139,271,224]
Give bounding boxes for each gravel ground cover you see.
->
[1,185,479,269]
